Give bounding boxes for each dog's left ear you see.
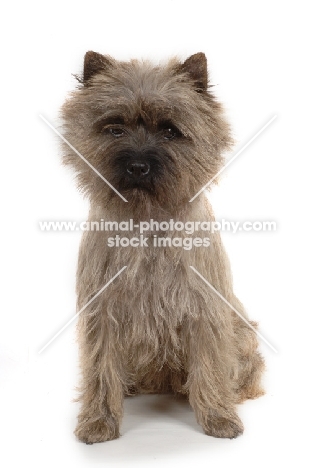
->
[181,53,208,91]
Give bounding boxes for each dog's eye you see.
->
[109,127,125,138]
[159,122,182,140]
[163,128,177,140]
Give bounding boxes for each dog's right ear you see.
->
[83,51,114,84]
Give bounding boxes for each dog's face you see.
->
[61,52,232,212]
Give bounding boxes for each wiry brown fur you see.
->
[61,51,264,444]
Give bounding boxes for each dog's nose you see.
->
[126,161,150,177]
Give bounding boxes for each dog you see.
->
[61,51,265,444]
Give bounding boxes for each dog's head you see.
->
[61,52,232,213]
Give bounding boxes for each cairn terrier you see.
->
[61,51,265,444]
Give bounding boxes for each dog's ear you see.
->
[83,51,114,84]
[181,53,208,91]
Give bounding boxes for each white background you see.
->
[1,1,309,466]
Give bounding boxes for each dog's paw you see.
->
[75,417,120,444]
[204,412,244,439]
[238,385,265,403]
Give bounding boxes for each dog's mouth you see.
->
[117,175,157,195]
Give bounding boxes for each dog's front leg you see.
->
[74,311,124,444]
[185,319,244,439]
